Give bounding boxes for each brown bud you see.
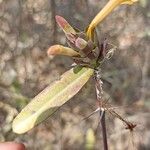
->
[55,15,76,35]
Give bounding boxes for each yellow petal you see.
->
[121,0,138,5]
[86,0,138,40]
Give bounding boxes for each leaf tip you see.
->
[12,120,24,134]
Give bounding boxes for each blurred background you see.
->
[0,0,149,149]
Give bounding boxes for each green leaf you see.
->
[73,65,83,74]
[12,68,94,134]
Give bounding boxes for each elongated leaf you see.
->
[12,68,94,134]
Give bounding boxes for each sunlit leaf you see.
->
[12,68,94,134]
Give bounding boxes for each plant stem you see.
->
[94,70,108,150]
[100,109,108,150]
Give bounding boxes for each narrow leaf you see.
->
[12,68,94,134]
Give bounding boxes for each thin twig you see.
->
[50,0,57,44]
[81,108,100,122]
[107,108,136,132]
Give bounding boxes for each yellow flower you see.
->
[86,0,138,40]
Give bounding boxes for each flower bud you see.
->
[55,15,76,35]
[47,45,79,57]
